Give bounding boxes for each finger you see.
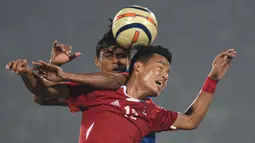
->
[32,61,44,67]
[32,66,43,71]
[38,60,58,70]
[218,51,235,60]
[217,56,225,65]
[217,49,235,57]
[225,49,235,52]
[32,71,50,85]
[61,45,71,55]
[65,50,70,56]
[12,61,19,73]
[221,61,228,68]
[69,52,81,60]
[37,70,48,78]
[32,62,51,72]
[52,40,59,52]
[38,60,51,67]
[6,61,13,70]
[64,44,71,51]
[54,45,64,52]
[32,70,48,79]
[32,70,42,79]
[54,42,66,53]
[224,51,236,59]
[228,51,236,58]
[16,62,24,74]
[57,43,66,52]
[59,44,67,52]
[226,52,236,64]
[53,40,58,47]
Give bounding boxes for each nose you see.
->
[112,54,120,64]
[162,72,169,81]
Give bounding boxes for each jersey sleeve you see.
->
[65,82,88,113]
[151,105,178,132]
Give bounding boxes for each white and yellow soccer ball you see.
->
[112,5,158,49]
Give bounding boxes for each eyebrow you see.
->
[157,61,171,72]
[157,61,169,66]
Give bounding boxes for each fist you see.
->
[208,49,236,80]
[6,59,31,75]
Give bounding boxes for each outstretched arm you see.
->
[6,59,51,96]
[33,60,128,89]
[172,49,236,130]
[61,72,128,89]
[32,71,127,106]
[6,58,71,99]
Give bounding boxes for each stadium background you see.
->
[1,0,254,143]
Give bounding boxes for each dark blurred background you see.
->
[1,0,254,143]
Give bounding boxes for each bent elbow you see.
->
[187,120,199,130]
[33,95,47,105]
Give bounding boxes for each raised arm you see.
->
[32,41,81,106]
[172,49,236,130]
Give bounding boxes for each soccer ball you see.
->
[112,5,158,49]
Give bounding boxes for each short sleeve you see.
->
[65,82,87,113]
[151,105,178,132]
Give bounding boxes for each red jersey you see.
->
[67,83,178,143]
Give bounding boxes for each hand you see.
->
[32,60,65,82]
[49,41,81,66]
[208,49,236,80]
[6,59,31,76]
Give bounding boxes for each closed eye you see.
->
[157,66,163,70]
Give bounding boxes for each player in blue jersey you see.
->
[6,20,156,143]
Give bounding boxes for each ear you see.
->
[94,56,100,68]
[134,62,144,73]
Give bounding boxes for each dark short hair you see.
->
[96,19,130,58]
[128,45,172,75]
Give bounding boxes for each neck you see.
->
[125,75,151,99]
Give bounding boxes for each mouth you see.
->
[155,80,164,89]
[112,65,127,73]
[113,67,125,73]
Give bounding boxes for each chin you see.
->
[152,93,160,97]
[150,89,160,97]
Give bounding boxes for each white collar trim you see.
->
[121,85,143,102]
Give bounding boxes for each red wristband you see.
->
[201,77,219,93]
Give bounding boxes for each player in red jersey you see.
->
[6,21,129,106]
[28,45,236,143]
[32,26,130,106]
[6,21,157,142]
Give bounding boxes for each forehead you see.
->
[149,54,170,65]
[101,45,127,53]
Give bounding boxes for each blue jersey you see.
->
[140,132,156,143]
